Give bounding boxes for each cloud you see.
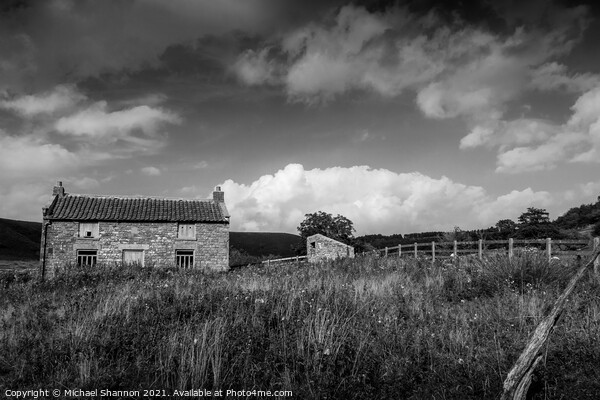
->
[0,182,51,222]
[460,119,558,150]
[68,176,100,190]
[530,62,600,93]
[0,84,86,116]
[232,48,280,85]
[0,0,285,91]
[217,163,552,234]
[229,2,592,150]
[141,166,161,176]
[0,130,80,180]
[459,85,600,173]
[54,101,181,156]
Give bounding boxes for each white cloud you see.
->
[141,166,161,176]
[233,3,587,119]
[460,119,557,150]
[55,102,180,138]
[0,182,51,221]
[459,85,600,173]
[232,48,279,86]
[530,62,600,93]
[54,101,181,156]
[217,163,552,234]
[0,131,80,179]
[0,85,86,117]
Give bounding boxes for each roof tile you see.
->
[46,195,228,222]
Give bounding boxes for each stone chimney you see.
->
[53,181,65,197]
[213,186,224,203]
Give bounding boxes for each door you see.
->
[122,250,144,266]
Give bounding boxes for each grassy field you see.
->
[1,254,599,399]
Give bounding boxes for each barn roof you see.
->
[44,194,229,223]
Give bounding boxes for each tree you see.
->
[516,207,561,239]
[518,207,550,225]
[496,219,517,233]
[297,211,355,245]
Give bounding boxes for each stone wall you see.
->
[41,220,229,276]
[307,234,355,263]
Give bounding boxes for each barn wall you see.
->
[307,235,355,263]
[41,221,229,277]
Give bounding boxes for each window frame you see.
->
[79,222,99,238]
[77,250,97,267]
[122,249,145,267]
[177,223,196,239]
[176,249,194,269]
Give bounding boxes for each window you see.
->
[79,222,99,238]
[77,250,97,266]
[178,223,196,239]
[176,250,194,268]
[122,250,144,266]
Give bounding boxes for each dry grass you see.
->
[1,253,599,399]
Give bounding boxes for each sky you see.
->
[1,0,599,235]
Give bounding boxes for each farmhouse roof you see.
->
[44,190,229,223]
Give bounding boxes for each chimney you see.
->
[52,181,65,197]
[213,186,224,203]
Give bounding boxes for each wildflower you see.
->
[458,358,464,365]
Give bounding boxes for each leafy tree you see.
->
[515,207,562,239]
[297,211,355,245]
[593,221,600,237]
[518,207,550,225]
[496,219,517,233]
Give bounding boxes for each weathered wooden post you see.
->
[478,239,483,260]
[414,242,418,258]
[296,255,299,267]
[594,237,600,276]
[385,247,388,257]
[453,240,458,263]
[501,248,600,400]
[546,238,552,264]
[398,244,402,258]
[509,238,514,261]
[431,241,436,264]
[267,259,271,268]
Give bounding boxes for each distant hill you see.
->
[0,218,42,260]
[0,217,302,260]
[229,232,302,258]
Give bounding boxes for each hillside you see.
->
[0,218,41,260]
[229,232,302,257]
[0,218,301,260]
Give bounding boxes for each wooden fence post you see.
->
[501,248,600,400]
[432,241,436,263]
[509,238,514,261]
[398,244,402,258]
[414,242,418,258]
[453,240,458,259]
[594,237,600,276]
[267,259,271,268]
[478,239,483,260]
[385,247,388,257]
[546,238,552,264]
[296,255,299,267]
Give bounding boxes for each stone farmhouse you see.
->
[307,233,355,263]
[40,182,229,277]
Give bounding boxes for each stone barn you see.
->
[40,182,229,278]
[307,233,355,263]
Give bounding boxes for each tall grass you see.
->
[1,253,599,399]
